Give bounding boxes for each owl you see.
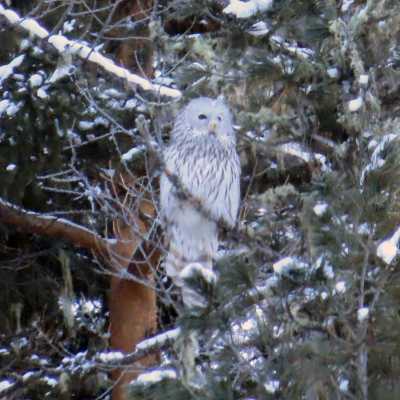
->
[160,97,240,288]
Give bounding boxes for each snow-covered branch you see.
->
[98,328,180,367]
[0,5,181,98]
[223,0,273,19]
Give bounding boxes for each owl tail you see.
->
[165,238,217,309]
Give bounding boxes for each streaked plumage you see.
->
[160,97,240,285]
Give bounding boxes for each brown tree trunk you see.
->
[108,2,159,398]
[107,175,160,400]
[110,275,157,399]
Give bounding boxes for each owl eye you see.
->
[217,115,223,121]
[198,114,208,120]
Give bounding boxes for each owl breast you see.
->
[162,135,239,227]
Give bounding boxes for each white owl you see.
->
[160,97,240,288]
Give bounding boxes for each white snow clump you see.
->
[335,281,346,294]
[223,0,273,19]
[327,67,339,78]
[359,74,369,85]
[313,202,328,216]
[29,73,43,88]
[357,307,369,322]
[264,379,280,394]
[348,96,363,112]
[376,227,400,264]
[0,380,14,393]
[132,368,177,386]
[98,351,124,363]
[136,328,180,351]
[0,54,25,84]
[272,256,307,275]
[179,262,217,284]
[6,164,16,171]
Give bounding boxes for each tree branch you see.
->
[99,328,180,367]
[0,5,181,99]
[0,197,109,255]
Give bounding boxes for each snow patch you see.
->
[348,97,363,112]
[335,281,346,294]
[0,100,10,115]
[49,64,73,83]
[43,376,58,387]
[341,0,354,12]
[20,19,49,38]
[327,67,339,78]
[98,351,124,363]
[339,377,349,392]
[136,328,180,351]
[223,0,273,19]
[0,54,25,84]
[22,371,35,381]
[121,145,146,161]
[361,134,398,185]
[125,98,138,110]
[179,262,217,284]
[5,101,22,116]
[132,368,177,386]
[278,142,311,162]
[0,6,48,38]
[0,348,10,355]
[359,74,369,85]
[29,73,44,88]
[0,5,20,24]
[0,380,14,393]
[6,164,16,171]
[376,227,400,264]
[78,117,109,131]
[357,307,369,322]
[313,202,328,216]
[248,21,270,36]
[272,256,307,275]
[63,19,76,33]
[37,87,49,99]
[264,379,280,394]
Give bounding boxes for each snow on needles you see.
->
[376,227,400,264]
[357,307,369,322]
[0,54,25,85]
[272,257,307,275]
[223,0,273,19]
[0,5,181,98]
[0,380,14,393]
[132,368,177,386]
[179,262,217,284]
[136,328,181,351]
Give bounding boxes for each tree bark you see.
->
[109,211,159,400]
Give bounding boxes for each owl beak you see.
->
[208,120,217,135]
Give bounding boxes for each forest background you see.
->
[1,1,400,399]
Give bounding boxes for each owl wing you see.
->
[219,154,240,228]
[160,146,218,281]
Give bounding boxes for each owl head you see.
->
[175,97,235,146]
